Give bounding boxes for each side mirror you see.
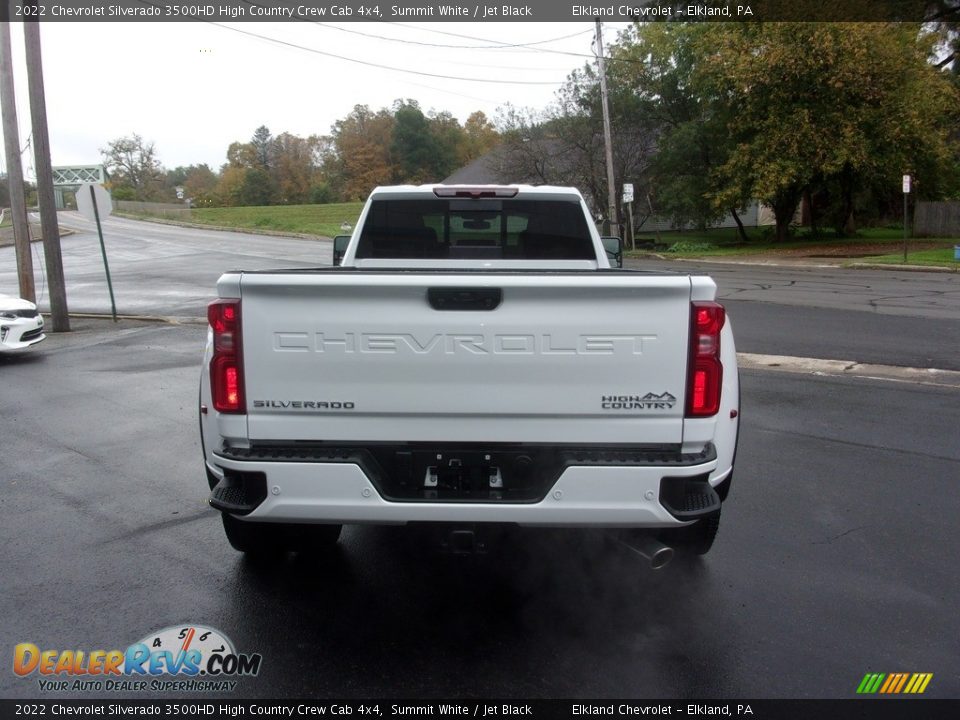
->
[601,236,623,268]
[332,235,351,266]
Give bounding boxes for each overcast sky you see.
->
[2,21,633,178]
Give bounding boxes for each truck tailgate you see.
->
[237,272,694,445]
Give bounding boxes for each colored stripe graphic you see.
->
[892,673,909,693]
[879,674,897,693]
[857,672,932,694]
[906,673,934,694]
[857,673,885,694]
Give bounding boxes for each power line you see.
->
[207,22,564,86]
[438,58,574,73]
[300,19,582,73]
[389,22,599,59]
[394,21,647,67]
[309,21,593,50]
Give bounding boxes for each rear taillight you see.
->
[686,301,725,417]
[208,299,245,413]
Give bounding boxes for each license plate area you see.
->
[388,449,546,502]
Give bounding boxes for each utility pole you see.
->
[24,22,69,330]
[0,21,35,302]
[595,20,620,239]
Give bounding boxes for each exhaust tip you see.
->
[613,533,675,570]
[649,544,675,570]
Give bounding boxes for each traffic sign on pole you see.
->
[76,182,113,221]
[77,183,118,322]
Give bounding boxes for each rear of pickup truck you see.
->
[200,185,739,563]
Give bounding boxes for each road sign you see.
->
[76,183,113,221]
[76,183,117,321]
[902,175,911,194]
[622,183,634,203]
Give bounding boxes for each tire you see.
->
[660,510,721,557]
[715,473,733,502]
[221,514,342,556]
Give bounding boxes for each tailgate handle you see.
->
[428,287,502,311]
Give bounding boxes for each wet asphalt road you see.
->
[1,321,958,700]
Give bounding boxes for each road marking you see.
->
[739,353,960,388]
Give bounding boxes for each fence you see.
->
[114,200,191,219]
[913,201,960,238]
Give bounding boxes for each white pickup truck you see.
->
[200,185,739,567]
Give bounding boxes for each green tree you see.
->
[251,125,273,169]
[426,110,464,181]
[0,175,34,210]
[226,141,258,169]
[164,164,219,205]
[100,134,165,201]
[459,111,500,165]
[219,130,279,205]
[610,23,750,236]
[237,167,273,206]
[270,132,324,204]
[693,22,960,240]
[391,100,441,184]
[216,165,247,207]
[329,104,396,200]
[182,164,219,206]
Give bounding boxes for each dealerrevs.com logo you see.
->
[13,624,262,693]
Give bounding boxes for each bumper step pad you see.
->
[209,471,268,515]
[659,475,722,520]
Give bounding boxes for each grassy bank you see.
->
[187,203,364,238]
[628,226,905,253]
[859,247,960,268]
[625,226,958,265]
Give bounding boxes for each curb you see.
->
[0,225,75,248]
[846,262,957,274]
[63,312,206,325]
[738,353,960,389]
[627,255,957,273]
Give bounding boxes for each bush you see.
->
[111,187,136,201]
[310,183,334,205]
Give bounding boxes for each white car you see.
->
[0,294,45,353]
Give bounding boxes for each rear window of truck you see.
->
[355,199,595,260]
